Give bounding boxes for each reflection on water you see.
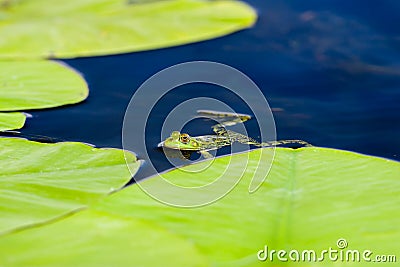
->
[18,0,400,180]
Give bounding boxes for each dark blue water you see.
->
[19,0,400,180]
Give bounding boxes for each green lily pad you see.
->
[0,112,26,131]
[0,0,256,59]
[0,210,208,267]
[0,61,88,111]
[0,137,139,235]
[0,147,398,266]
[98,148,400,265]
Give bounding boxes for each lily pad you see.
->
[0,137,139,235]
[0,112,26,131]
[0,0,257,59]
[102,148,400,266]
[0,147,398,266]
[0,210,208,267]
[0,61,88,111]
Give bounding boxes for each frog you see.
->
[158,110,312,159]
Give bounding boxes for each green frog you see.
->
[158,110,311,159]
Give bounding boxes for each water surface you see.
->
[19,0,400,180]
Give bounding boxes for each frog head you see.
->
[159,131,201,151]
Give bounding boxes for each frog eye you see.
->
[179,133,190,144]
